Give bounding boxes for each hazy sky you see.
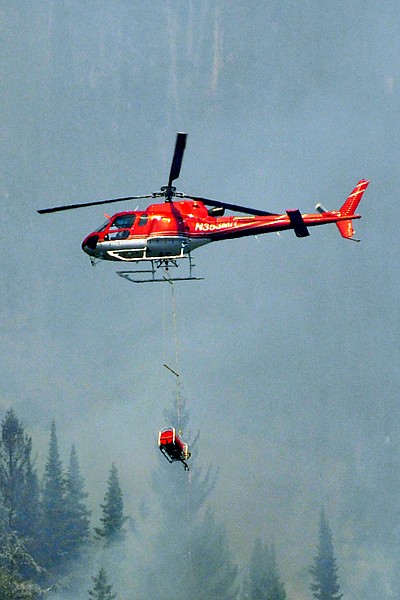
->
[1,2,399,598]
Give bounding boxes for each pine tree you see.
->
[265,545,286,600]
[246,538,266,600]
[310,510,342,600]
[0,409,36,534]
[95,464,127,545]
[187,508,239,599]
[0,411,44,583]
[15,456,41,558]
[63,444,91,561]
[39,421,68,570]
[88,566,117,600]
[243,539,286,600]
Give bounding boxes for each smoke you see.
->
[1,2,399,598]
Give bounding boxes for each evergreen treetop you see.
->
[88,565,117,600]
[95,464,127,545]
[63,444,91,560]
[39,420,68,571]
[244,538,286,600]
[310,509,342,600]
[42,421,65,514]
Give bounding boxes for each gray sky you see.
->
[1,2,399,598]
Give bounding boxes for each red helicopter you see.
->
[38,133,369,282]
[158,427,191,471]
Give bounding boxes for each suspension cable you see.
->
[170,281,181,427]
[162,274,182,429]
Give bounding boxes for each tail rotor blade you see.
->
[168,132,187,186]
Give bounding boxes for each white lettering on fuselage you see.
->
[194,221,240,232]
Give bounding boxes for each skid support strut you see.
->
[117,254,204,283]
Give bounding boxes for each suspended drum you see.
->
[158,427,191,471]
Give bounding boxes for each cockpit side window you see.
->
[138,214,148,226]
[110,215,136,230]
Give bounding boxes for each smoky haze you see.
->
[1,2,399,598]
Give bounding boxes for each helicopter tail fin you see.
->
[339,179,369,216]
[335,179,369,240]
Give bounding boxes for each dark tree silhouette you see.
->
[188,507,238,599]
[88,566,117,600]
[243,539,286,600]
[39,421,68,570]
[310,510,342,600]
[16,456,40,549]
[0,409,36,534]
[63,444,91,561]
[95,464,127,545]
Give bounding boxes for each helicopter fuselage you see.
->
[81,197,361,263]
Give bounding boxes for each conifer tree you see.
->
[310,510,342,600]
[243,539,286,600]
[88,566,117,600]
[95,464,127,545]
[265,545,286,600]
[246,538,266,600]
[39,421,68,570]
[188,508,239,599]
[16,457,40,557]
[0,410,44,582]
[0,409,36,534]
[64,444,91,561]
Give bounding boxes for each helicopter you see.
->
[38,133,369,283]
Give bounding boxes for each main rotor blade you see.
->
[37,194,154,214]
[185,195,278,217]
[168,132,187,186]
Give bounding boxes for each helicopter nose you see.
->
[82,234,99,252]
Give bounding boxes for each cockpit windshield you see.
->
[95,220,109,232]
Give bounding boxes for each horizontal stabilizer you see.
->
[286,209,310,237]
[336,219,360,241]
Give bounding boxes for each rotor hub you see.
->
[160,185,176,202]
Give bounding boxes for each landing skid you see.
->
[117,255,204,284]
